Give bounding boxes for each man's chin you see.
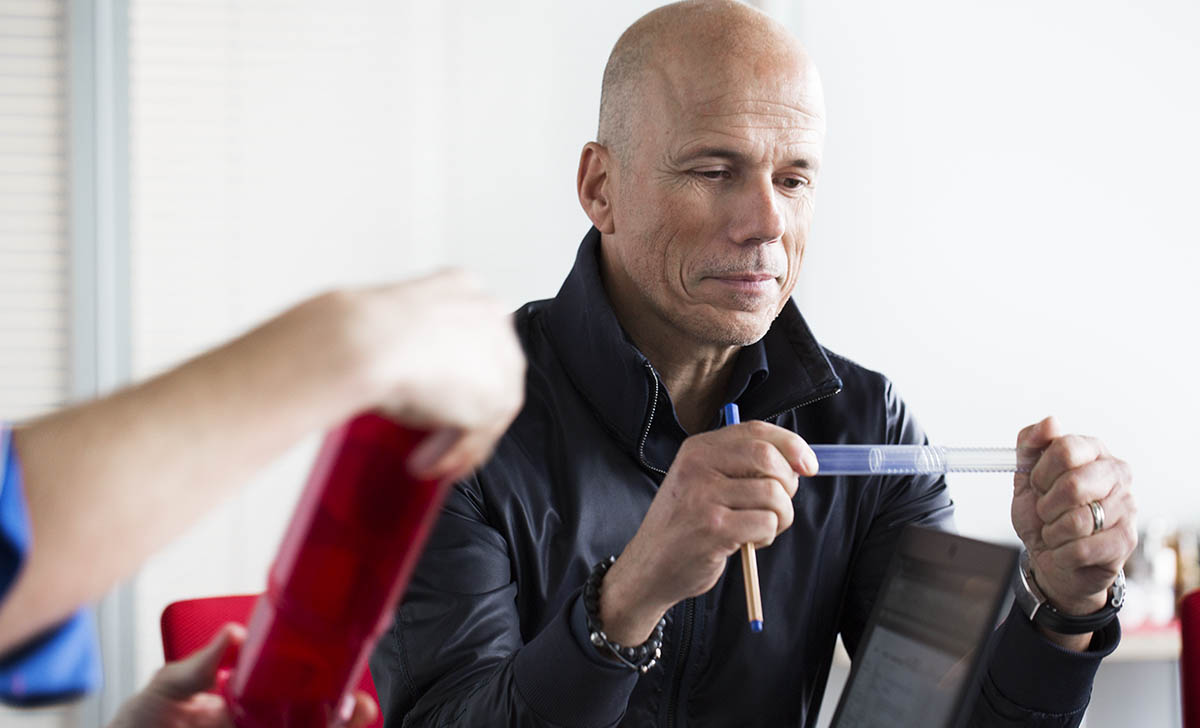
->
[688,311,774,348]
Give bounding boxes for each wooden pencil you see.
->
[721,402,764,633]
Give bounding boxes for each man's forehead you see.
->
[689,94,824,127]
[646,75,826,152]
[646,49,823,119]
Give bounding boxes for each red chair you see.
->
[161,594,383,727]
[1181,590,1200,727]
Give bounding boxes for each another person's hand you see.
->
[598,421,818,645]
[1010,416,1137,648]
[106,624,378,728]
[337,269,526,482]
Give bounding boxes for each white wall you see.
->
[778,0,1200,544]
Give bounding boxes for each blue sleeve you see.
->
[0,425,102,706]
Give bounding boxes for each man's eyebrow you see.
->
[677,146,815,169]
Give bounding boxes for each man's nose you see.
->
[729,174,786,245]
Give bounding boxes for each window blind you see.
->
[0,0,68,422]
[0,1,81,725]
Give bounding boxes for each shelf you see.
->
[1111,623,1180,662]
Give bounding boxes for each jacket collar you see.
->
[544,227,842,468]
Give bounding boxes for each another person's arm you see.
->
[0,269,525,655]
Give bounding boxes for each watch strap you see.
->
[1013,550,1125,635]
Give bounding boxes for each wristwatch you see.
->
[1012,550,1125,634]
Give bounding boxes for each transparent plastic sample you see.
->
[810,445,1037,476]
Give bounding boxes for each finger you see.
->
[716,478,795,535]
[1014,416,1062,496]
[1035,457,1129,525]
[1030,434,1104,496]
[726,421,817,478]
[711,427,804,496]
[419,424,508,482]
[331,691,379,728]
[1049,522,1138,573]
[712,508,780,550]
[154,623,246,700]
[1040,477,1132,549]
[407,427,464,476]
[1017,416,1064,452]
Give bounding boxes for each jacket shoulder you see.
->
[814,348,926,447]
[474,299,569,484]
[821,347,896,411]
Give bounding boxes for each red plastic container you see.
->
[225,414,447,727]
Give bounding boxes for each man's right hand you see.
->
[598,420,818,645]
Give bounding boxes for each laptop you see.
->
[829,525,1019,728]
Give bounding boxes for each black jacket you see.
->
[370,228,1118,727]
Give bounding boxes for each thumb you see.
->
[1014,415,1061,495]
[154,623,246,700]
[1018,415,1064,452]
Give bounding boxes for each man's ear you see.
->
[577,142,616,234]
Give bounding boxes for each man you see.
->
[1,270,525,725]
[370,2,1136,726]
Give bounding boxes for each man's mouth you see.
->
[705,273,780,295]
[714,273,776,283]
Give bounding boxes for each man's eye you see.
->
[696,170,730,180]
[777,176,809,189]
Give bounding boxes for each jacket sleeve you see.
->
[838,380,1116,728]
[0,425,101,706]
[369,475,638,728]
[969,604,1119,727]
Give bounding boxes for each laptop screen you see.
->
[832,528,1017,728]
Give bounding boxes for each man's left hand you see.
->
[1010,416,1137,650]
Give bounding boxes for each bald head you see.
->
[598,0,820,164]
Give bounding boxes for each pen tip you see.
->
[750,620,763,633]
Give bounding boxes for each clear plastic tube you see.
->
[810,445,1036,475]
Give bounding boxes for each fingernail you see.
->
[338,693,355,722]
[407,429,460,475]
[803,451,819,475]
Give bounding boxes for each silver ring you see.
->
[1088,500,1105,535]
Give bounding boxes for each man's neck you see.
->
[641,337,739,434]
[599,253,740,434]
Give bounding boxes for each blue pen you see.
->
[722,403,764,633]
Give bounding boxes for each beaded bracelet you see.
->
[583,556,666,674]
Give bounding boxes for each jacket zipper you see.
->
[665,597,695,728]
[763,383,843,424]
[639,362,693,727]
[638,362,668,475]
